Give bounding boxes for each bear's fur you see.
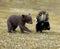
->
[7,14,33,33]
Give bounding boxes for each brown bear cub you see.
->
[7,14,33,33]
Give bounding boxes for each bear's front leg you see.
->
[23,26,32,32]
[19,25,31,33]
[19,25,25,33]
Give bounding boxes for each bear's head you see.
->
[22,14,33,24]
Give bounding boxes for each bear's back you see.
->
[7,14,21,26]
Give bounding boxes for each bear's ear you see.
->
[28,13,31,15]
[22,15,25,18]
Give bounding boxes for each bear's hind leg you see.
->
[12,26,17,31]
[7,22,12,32]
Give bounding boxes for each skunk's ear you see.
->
[22,15,25,18]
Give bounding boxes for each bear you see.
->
[36,11,50,32]
[7,14,33,33]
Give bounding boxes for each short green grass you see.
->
[0,8,60,49]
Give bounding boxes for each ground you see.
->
[0,0,60,49]
[0,9,60,49]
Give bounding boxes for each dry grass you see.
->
[0,9,60,49]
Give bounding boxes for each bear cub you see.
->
[7,14,33,33]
